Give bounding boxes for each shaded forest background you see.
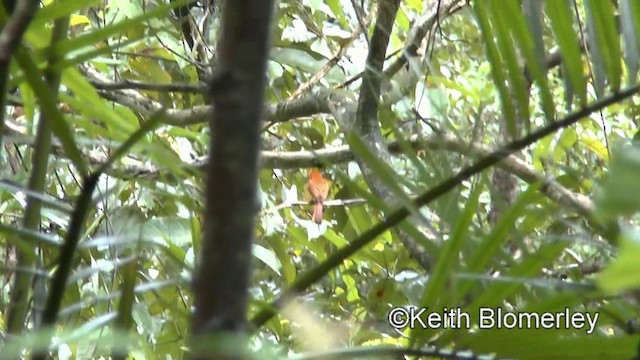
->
[1,0,640,359]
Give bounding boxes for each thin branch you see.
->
[294,345,497,360]
[262,198,367,215]
[89,79,206,93]
[287,7,376,100]
[384,0,465,78]
[38,112,165,340]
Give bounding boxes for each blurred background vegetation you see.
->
[2,0,640,359]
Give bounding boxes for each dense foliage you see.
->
[2,0,640,359]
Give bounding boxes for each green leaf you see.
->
[115,260,137,337]
[467,330,637,360]
[502,0,555,122]
[50,0,192,57]
[586,0,622,91]
[253,244,281,275]
[597,230,640,293]
[325,0,349,28]
[491,0,530,134]
[457,185,540,299]
[631,0,640,61]
[463,240,568,328]
[14,47,88,175]
[584,1,610,96]
[268,234,297,285]
[523,0,545,69]
[595,145,640,220]
[61,68,137,136]
[473,0,517,137]
[270,48,344,83]
[621,0,640,85]
[346,133,420,219]
[32,0,100,29]
[545,0,587,105]
[410,181,483,344]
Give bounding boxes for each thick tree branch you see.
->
[85,66,333,126]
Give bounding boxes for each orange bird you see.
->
[307,169,330,224]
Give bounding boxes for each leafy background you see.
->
[2,0,640,359]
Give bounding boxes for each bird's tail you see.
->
[312,202,323,224]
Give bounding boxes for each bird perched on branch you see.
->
[307,169,331,224]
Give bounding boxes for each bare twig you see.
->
[89,79,206,93]
[288,9,376,100]
[262,198,367,215]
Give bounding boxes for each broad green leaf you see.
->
[467,330,637,360]
[632,0,640,60]
[10,37,141,88]
[144,217,193,247]
[0,222,62,248]
[597,230,640,293]
[268,234,297,285]
[108,0,144,19]
[61,68,138,136]
[115,260,137,339]
[253,244,281,275]
[595,145,640,219]
[405,0,423,13]
[271,48,344,83]
[523,0,545,69]
[396,7,411,33]
[582,136,609,161]
[325,0,349,28]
